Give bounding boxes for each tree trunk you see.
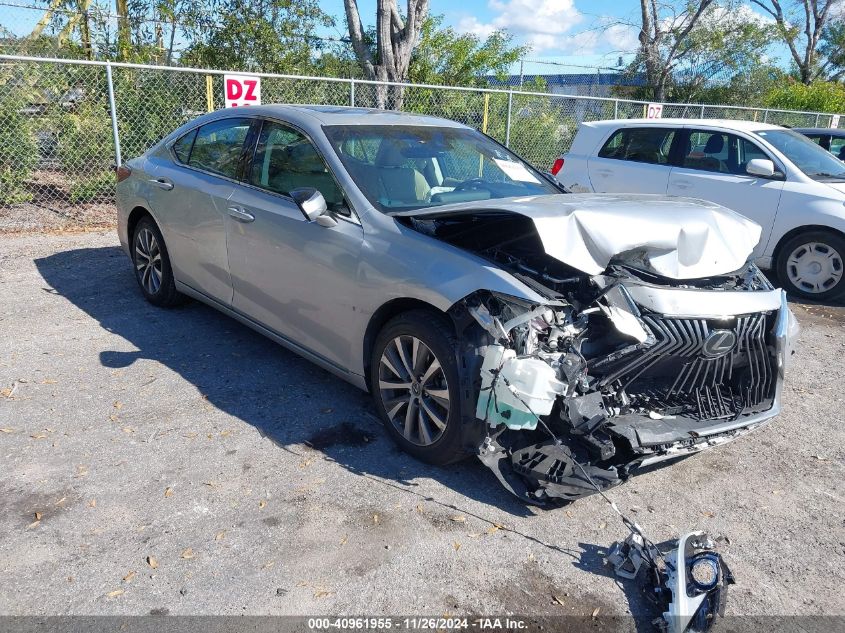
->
[115,0,131,60]
[343,0,429,110]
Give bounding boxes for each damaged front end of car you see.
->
[399,195,800,504]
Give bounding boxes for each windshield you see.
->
[323,125,559,212]
[755,128,845,181]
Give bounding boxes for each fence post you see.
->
[815,113,820,126]
[700,104,705,118]
[614,99,619,119]
[505,90,513,147]
[105,61,122,168]
[350,78,355,107]
[763,109,769,123]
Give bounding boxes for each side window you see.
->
[829,137,845,160]
[188,118,251,179]
[597,128,676,165]
[249,120,345,211]
[804,134,825,147]
[737,137,770,173]
[172,129,197,164]
[682,130,733,173]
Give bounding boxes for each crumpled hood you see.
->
[396,193,761,279]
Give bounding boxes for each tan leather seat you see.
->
[373,142,430,204]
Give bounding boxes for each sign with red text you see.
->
[646,103,663,119]
[224,74,261,108]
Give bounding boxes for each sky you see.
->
[322,0,649,73]
[2,0,788,75]
[319,0,787,75]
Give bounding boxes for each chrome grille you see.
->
[599,313,776,421]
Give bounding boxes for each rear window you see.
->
[172,129,197,164]
[187,118,252,179]
[598,127,675,165]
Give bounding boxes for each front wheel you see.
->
[776,230,845,301]
[370,310,467,465]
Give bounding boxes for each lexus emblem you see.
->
[702,330,737,358]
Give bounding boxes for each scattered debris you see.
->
[607,529,735,633]
[146,556,158,569]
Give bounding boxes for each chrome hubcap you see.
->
[786,241,843,294]
[378,335,450,447]
[134,228,163,295]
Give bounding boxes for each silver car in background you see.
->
[116,105,798,504]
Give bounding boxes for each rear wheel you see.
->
[131,216,183,307]
[370,310,467,465]
[776,230,845,301]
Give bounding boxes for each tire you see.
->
[131,216,184,307]
[775,230,845,301]
[370,310,467,465]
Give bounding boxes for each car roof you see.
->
[226,104,471,128]
[582,118,783,132]
[792,127,845,136]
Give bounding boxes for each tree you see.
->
[667,4,775,101]
[749,0,841,84]
[408,14,528,86]
[818,21,845,80]
[343,0,430,108]
[181,0,333,73]
[764,78,845,112]
[635,0,717,101]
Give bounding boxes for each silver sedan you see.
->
[117,105,797,504]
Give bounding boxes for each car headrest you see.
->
[704,134,724,154]
[377,142,408,168]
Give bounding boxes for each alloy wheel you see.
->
[378,335,450,446]
[785,241,843,294]
[134,227,163,295]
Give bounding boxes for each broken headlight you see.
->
[661,531,735,633]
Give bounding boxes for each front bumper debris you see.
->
[468,283,797,505]
[608,530,736,633]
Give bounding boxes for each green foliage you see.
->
[0,99,38,206]
[691,65,787,107]
[69,171,114,203]
[180,0,333,73]
[53,102,113,174]
[408,15,528,87]
[763,80,845,113]
[819,23,845,81]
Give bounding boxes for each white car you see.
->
[553,119,845,300]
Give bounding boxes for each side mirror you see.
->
[290,187,328,221]
[746,158,776,178]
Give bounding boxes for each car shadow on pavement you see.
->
[35,245,537,520]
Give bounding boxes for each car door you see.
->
[667,128,785,257]
[226,118,365,370]
[145,117,252,304]
[586,126,677,194]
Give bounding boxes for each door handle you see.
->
[673,179,692,190]
[228,206,255,223]
[149,178,174,191]
[594,169,612,177]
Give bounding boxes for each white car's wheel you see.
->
[777,230,845,301]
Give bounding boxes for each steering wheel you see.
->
[454,177,487,191]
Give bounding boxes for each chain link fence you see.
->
[1,53,843,231]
